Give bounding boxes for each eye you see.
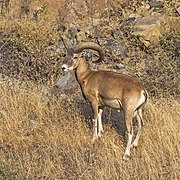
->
[73,55,79,62]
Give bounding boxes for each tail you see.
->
[143,89,148,105]
[135,89,148,126]
[135,89,148,112]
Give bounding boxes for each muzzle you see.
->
[62,64,69,72]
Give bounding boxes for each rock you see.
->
[52,71,78,93]
[149,0,164,9]
[132,14,176,46]
[98,38,127,58]
[116,63,125,70]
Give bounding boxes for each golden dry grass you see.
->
[0,0,179,179]
[0,83,179,179]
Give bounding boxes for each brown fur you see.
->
[76,58,146,110]
[62,39,148,159]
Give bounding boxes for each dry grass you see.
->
[0,83,179,179]
[0,0,179,179]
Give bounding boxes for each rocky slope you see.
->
[0,0,179,97]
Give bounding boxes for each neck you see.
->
[75,58,91,84]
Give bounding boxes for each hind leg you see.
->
[131,108,143,147]
[123,111,134,160]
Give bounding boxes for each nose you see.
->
[62,64,68,72]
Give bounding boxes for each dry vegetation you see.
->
[0,0,180,179]
[0,83,179,179]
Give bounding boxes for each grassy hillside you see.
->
[0,0,179,179]
[0,83,179,179]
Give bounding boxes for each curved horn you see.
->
[73,42,105,63]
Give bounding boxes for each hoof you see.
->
[123,154,130,161]
[91,137,98,144]
[97,131,104,138]
[130,144,137,148]
[131,141,138,148]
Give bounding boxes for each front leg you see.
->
[97,108,104,138]
[91,101,99,143]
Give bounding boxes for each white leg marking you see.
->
[123,129,133,159]
[132,109,143,147]
[97,109,104,137]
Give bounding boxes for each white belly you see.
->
[99,97,122,109]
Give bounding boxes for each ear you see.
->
[73,53,82,61]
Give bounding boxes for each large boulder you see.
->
[52,72,77,92]
[132,13,179,46]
